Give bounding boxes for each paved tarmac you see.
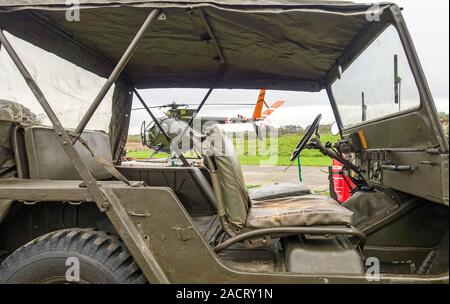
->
[242,165,330,192]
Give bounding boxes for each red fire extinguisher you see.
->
[331,159,355,203]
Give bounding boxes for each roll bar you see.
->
[0,29,107,207]
[74,9,162,136]
[0,9,162,209]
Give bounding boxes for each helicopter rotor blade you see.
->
[132,105,164,111]
[132,103,255,111]
[184,103,255,106]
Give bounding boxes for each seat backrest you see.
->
[0,120,16,179]
[203,125,250,227]
[1,100,41,179]
[24,125,113,180]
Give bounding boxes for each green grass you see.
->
[237,155,332,167]
[127,133,340,167]
[232,133,339,166]
[127,151,167,159]
[246,184,262,190]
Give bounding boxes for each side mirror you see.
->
[330,121,340,136]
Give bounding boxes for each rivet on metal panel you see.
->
[101,202,111,211]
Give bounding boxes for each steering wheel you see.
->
[290,114,322,161]
[140,121,148,147]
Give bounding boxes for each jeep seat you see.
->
[24,125,113,180]
[203,125,352,229]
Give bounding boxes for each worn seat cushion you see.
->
[246,195,353,228]
[249,182,312,201]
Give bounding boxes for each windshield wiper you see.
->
[394,54,402,110]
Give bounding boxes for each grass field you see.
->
[126,133,340,167]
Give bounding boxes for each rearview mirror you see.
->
[330,121,340,136]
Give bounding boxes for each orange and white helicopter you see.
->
[236,89,286,125]
[195,89,286,130]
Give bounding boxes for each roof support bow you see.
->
[74,8,162,136]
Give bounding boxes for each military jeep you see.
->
[0,1,448,284]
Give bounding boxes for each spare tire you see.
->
[0,228,147,284]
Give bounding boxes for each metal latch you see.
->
[128,211,151,218]
[382,164,413,172]
[244,235,272,249]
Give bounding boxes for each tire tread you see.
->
[0,228,147,284]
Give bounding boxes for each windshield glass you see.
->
[331,25,420,127]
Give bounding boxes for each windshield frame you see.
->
[325,8,424,131]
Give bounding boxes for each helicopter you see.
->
[135,89,285,157]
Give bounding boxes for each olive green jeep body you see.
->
[0,1,448,283]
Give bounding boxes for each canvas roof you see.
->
[0,1,394,91]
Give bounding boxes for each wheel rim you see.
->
[36,276,89,284]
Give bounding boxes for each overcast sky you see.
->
[130,0,449,134]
